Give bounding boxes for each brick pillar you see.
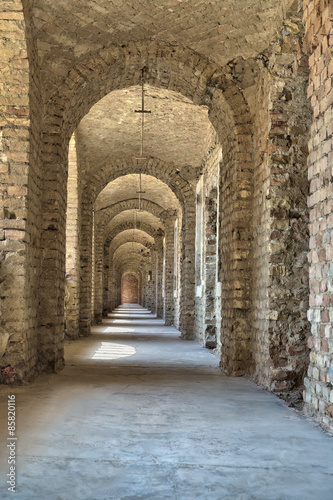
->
[141,262,148,308]
[37,128,67,372]
[180,196,196,339]
[203,191,218,348]
[0,2,33,380]
[102,244,109,316]
[303,0,333,428]
[162,211,177,326]
[65,135,81,339]
[79,197,93,336]
[146,255,154,312]
[150,247,157,314]
[155,233,164,318]
[93,213,103,323]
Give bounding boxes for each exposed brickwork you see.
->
[303,0,333,430]
[252,11,312,397]
[1,0,332,436]
[194,141,221,349]
[0,1,34,379]
[121,273,139,304]
[65,134,81,339]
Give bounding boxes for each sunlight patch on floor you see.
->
[92,342,136,360]
[102,327,135,333]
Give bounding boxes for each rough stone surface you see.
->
[0,0,332,437]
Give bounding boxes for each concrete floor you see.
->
[1,304,333,500]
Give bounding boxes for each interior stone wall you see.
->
[211,94,254,377]
[121,273,139,304]
[194,140,221,348]
[303,0,333,430]
[252,9,312,399]
[65,134,81,339]
[0,0,40,381]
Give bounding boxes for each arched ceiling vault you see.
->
[23,0,296,287]
[105,211,164,235]
[95,174,180,213]
[105,222,161,247]
[76,86,215,179]
[25,0,294,75]
[109,230,154,256]
[113,242,149,260]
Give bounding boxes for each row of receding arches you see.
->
[65,132,187,340]
[1,10,310,400]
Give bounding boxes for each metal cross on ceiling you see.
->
[134,66,151,210]
[135,66,151,160]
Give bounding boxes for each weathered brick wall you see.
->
[65,134,81,338]
[0,0,37,381]
[303,0,333,429]
[121,273,139,303]
[210,92,253,377]
[173,216,181,329]
[194,139,221,349]
[155,234,164,318]
[163,212,176,326]
[252,10,312,398]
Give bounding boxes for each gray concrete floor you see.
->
[1,304,333,500]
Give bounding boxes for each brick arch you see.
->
[105,222,161,246]
[113,241,149,259]
[109,235,154,257]
[93,199,166,324]
[97,199,167,233]
[85,157,189,214]
[40,39,253,153]
[34,38,255,363]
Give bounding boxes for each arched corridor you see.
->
[1,0,333,497]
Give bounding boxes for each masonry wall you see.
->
[65,134,81,338]
[303,0,333,430]
[252,12,312,398]
[194,140,221,349]
[121,273,139,303]
[0,0,39,381]
[210,96,253,377]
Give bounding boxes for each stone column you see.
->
[150,247,158,314]
[180,195,196,339]
[162,210,177,326]
[65,135,81,339]
[93,214,104,324]
[203,191,218,349]
[79,198,93,336]
[102,244,109,316]
[0,4,33,380]
[155,232,164,318]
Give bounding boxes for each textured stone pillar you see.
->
[93,214,104,323]
[65,135,81,339]
[0,2,33,380]
[180,196,196,339]
[150,248,157,314]
[303,0,333,429]
[102,245,109,316]
[141,262,148,308]
[79,197,93,336]
[203,191,218,349]
[155,233,164,318]
[162,211,177,326]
